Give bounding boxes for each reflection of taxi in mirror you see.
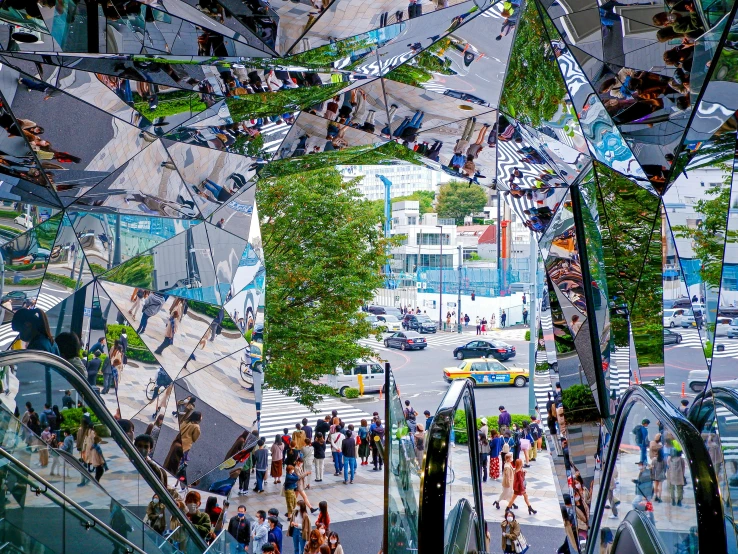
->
[443,358,529,387]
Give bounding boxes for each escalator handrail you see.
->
[0,447,147,554]
[587,384,725,554]
[611,509,668,554]
[0,398,171,547]
[419,378,485,553]
[0,349,208,552]
[443,497,475,554]
[688,386,738,429]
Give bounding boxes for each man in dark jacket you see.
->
[315,415,331,436]
[86,351,102,387]
[341,429,357,483]
[136,293,164,335]
[498,405,512,431]
[228,505,251,551]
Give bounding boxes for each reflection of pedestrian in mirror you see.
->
[154,310,179,355]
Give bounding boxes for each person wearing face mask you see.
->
[251,510,269,552]
[184,491,212,539]
[328,531,344,554]
[500,509,521,553]
[227,504,251,552]
[267,516,282,553]
[146,494,166,535]
[134,434,168,486]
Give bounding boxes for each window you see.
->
[342,367,352,376]
[370,364,384,374]
[354,365,368,375]
[471,362,487,371]
[416,233,451,245]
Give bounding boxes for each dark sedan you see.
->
[453,340,516,361]
[384,331,427,351]
[663,328,682,345]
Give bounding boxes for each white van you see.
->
[663,308,686,327]
[328,360,385,396]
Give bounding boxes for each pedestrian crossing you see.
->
[258,390,375,457]
[34,292,63,313]
[533,368,553,410]
[0,323,16,350]
[609,347,630,393]
[359,328,529,353]
[260,121,291,154]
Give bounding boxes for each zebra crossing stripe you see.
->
[0,323,17,350]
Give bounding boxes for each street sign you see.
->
[395,296,400,301]
[447,302,456,308]
[83,307,92,317]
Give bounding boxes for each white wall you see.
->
[415,292,529,325]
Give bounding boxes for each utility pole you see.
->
[437,224,443,330]
[457,244,462,333]
[528,231,537,418]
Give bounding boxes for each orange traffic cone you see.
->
[681,382,686,398]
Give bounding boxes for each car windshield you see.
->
[486,360,506,371]
[366,315,378,322]
[416,315,432,322]
[664,309,676,317]
[382,315,399,322]
[406,332,421,337]
[732,319,738,326]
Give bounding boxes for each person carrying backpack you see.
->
[633,419,650,464]
[528,417,542,462]
[40,403,56,432]
[499,430,515,470]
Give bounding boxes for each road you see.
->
[357,325,536,420]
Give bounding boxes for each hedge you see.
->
[59,407,110,438]
[106,324,157,363]
[344,388,359,399]
[453,410,544,446]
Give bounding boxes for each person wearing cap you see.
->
[479,417,489,438]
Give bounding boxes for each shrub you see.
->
[561,384,600,424]
[525,330,530,341]
[59,407,109,437]
[344,388,359,399]
[106,324,157,363]
[453,410,542,445]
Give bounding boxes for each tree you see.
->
[672,172,734,289]
[368,190,436,222]
[499,0,568,127]
[257,166,394,406]
[435,180,488,224]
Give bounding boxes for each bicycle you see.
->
[145,378,165,401]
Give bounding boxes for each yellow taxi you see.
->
[443,358,529,387]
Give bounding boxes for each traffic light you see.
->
[471,292,475,301]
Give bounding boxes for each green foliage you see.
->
[286,36,374,69]
[595,162,663,366]
[59,407,109,438]
[344,387,360,399]
[43,273,79,289]
[673,179,733,289]
[386,40,455,86]
[106,324,157,363]
[561,384,600,424]
[452,410,540,445]
[187,300,238,330]
[5,276,42,286]
[100,255,154,289]
[368,190,436,223]
[225,83,346,122]
[257,166,394,407]
[89,263,108,276]
[435,180,488,224]
[0,210,21,219]
[499,0,568,127]
[231,133,264,158]
[133,90,207,120]
[524,330,531,341]
[651,376,665,385]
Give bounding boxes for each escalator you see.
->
[0,447,150,554]
[0,349,208,553]
[385,373,485,554]
[587,384,725,554]
[0,398,181,554]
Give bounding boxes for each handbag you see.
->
[520,438,531,451]
[514,532,529,553]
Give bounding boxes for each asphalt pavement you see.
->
[359,326,534,420]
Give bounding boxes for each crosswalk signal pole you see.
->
[528,232,537,418]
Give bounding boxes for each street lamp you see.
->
[437,224,443,330]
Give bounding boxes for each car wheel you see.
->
[401,343,407,351]
[456,352,464,360]
[670,322,675,328]
[690,382,706,393]
[676,336,682,344]
[340,386,348,397]
[384,340,389,348]
[514,376,526,388]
